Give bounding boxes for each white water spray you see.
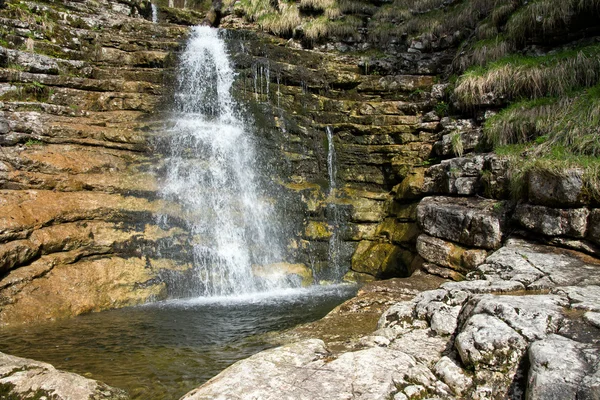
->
[160,27,293,297]
[326,126,342,280]
[151,3,158,23]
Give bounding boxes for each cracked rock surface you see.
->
[182,238,600,400]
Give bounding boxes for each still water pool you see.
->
[0,285,357,399]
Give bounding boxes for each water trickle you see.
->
[159,26,293,297]
[151,3,158,23]
[325,126,343,281]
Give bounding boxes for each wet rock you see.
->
[0,352,129,399]
[528,168,586,207]
[417,196,507,249]
[351,241,414,278]
[515,204,589,238]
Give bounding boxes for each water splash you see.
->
[159,26,294,297]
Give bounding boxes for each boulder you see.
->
[528,168,586,207]
[416,234,487,273]
[0,352,129,399]
[417,196,507,249]
[514,204,589,238]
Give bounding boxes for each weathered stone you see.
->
[527,335,600,400]
[0,352,129,399]
[434,356,473,397]
[182,339,449,400]
[456,313,527,371]
[515,204,589,238]
[417,196,506,249]
[528,168,586,207]
[583,311,600,328]
[422,262,465,281]
[351,241,414,278]
[377,220,420,244]
[393,168,426,200]
[553,285,600,312]
[423,154,484,196]
[588,209,600,245]
[481,154,510,199]
[416,234,487,273]
[433,128,482,158]
[477,239,600,289]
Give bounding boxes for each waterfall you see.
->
[325,126,342,281]
[159,26,293,297]
[151,3,158,23]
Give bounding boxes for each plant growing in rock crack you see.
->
[451,131,464,157]
[434,101,449,117]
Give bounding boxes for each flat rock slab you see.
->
[476,239,600,289]
[181,339,452,400]
[0,352,129,399]
[417,196,506,250]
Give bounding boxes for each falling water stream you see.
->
[159,26,295,296]
[326,126,343,280]
[0,27,357,400]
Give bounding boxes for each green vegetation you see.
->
[24,138,44,147]
[454,44,600,108]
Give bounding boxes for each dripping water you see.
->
[151,3,158,23]
[325,126,342,281]
[158,26,295,297]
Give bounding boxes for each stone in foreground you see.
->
[0,352,129,399]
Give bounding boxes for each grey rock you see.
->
[481,154,511,199]
[588,209,600,245]
[417,196,507,249]
[475,239,600,288]
[0,352,129,399]
[434,356,473,397]
[527,334,600,400]
[182,339,450,400]
[0,46,60,75]
[423,155,485,196]
[528,168,586,207]
[455,313,527,371]
[461,294,566,342]
[553,285,600,312]
[433,128,482,158]
[583,311,600,328]
[441,279,525,293]
[515,204,589,238]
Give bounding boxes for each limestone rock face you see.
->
[0,351,129,399]
[528,168,586,207]
[185,239,600,400]
[417,196,507,249]
[416,234,487,274]
[515,204,589,238]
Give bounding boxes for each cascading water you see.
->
[325,126,343,281]
[151,3,158,23]
[159,26,293,297]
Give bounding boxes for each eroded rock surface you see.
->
[0,351,129,399]
[184,239,600,400]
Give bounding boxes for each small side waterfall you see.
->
[325,126,343,281]
[159,27,293,297]
[151,3,158,23]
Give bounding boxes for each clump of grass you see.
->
[451,131,464,157]
[258,3,301,36]
[484,84,600,156]
[303,16,330,41]
[454,44,600,108]
[497,145,600,202]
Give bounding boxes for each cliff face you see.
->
[0,0,599,326]
[0,0,204,324]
